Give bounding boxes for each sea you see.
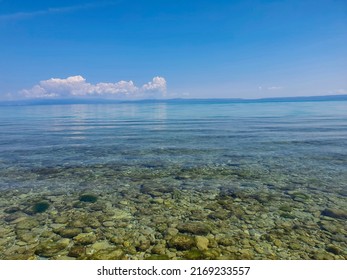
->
[0,99,346,259]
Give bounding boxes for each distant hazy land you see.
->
[1,94,347,106]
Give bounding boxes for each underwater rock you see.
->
[280,212,296,219]
[202,248,221,259]
[17,232,38,244]
[288,191,310,202]
[140,184,174,197]
[85,217,101,228]
[4,206,21,214]
[273,239,282,247]
[168,234,195,250]
[289,242,301,250]
[254,245,264,254]
[151,198,164,204]
[279,205,293,212]
[15,218,39,230]
[151,244,166,255]
[330,234,346,243]
[92,241,112,251]
[90,248,125,260]
[321,208,347,220]
[189,210,207,220]
[184,249,203,260]
[32,201,50,214]
[4,212,26,223]
[54,227,82,238]
[35,238,70,258]
[239,248,254,259]
[195,236,209,250]
[74,232,97,245]
[103,221,115,227]
[250,193,271,204]
[204,203,221,211]
[177,222,210,235]
[68,245,86,258]
[208,210,230,220]
[111,209,132,220]
[136,239,151,252]
[326,245,343,255]
[146,255,170,260]
[3,253,38,260]
[312,251,336,260]
[90,203,106,211]
[79,194,98,203]
[54,215,69,224]
[216,236,235,246]
[318,221,339,234]
[166,227,179,237]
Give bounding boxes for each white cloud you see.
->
[0,2,112,21]
[19,75,167,99]
[92,81,138,95]
[142,76,167,95]
[267,86,283,90]
[40,75,91,96]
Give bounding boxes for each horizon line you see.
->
[1,94,347,106]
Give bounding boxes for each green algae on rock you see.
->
[35,239,70,258]
[32,201,50,214]
[184,249,203,260]
[90,248,125,260]
[177,222,211,235]
[79,194,98,203]
[168,234,195,250]
[53,227,82,238]
[145,254,170,260]
[321,208,347,220]
[74,232,97,245]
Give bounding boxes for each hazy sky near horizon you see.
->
[0,0,346,100]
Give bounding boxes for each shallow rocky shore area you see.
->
[0,163,346,260]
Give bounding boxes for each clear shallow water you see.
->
[0,100,346,259]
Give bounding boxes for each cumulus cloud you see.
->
[20,75,167,99]
[142,76,167,95]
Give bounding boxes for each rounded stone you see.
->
[15,218,39,230]
[68,245,86,258]
[208,210,230,220]
[195,236,209,250]
[54,227,82,238]
[166,227,179,236]
[90,248,125,260]
[35,239,70,258]
[168,234,195,250]
[92,241,111,251]
[103,221,115,227]
[326,245,342,255]
[151,244,166,255]
[177,222,211,235]
[74,232,97,245]
[184,249,203,260]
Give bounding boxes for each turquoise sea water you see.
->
[0,100,346,259]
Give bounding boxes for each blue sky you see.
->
[0,0,346,99]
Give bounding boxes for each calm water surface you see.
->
[0,100,346,259]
